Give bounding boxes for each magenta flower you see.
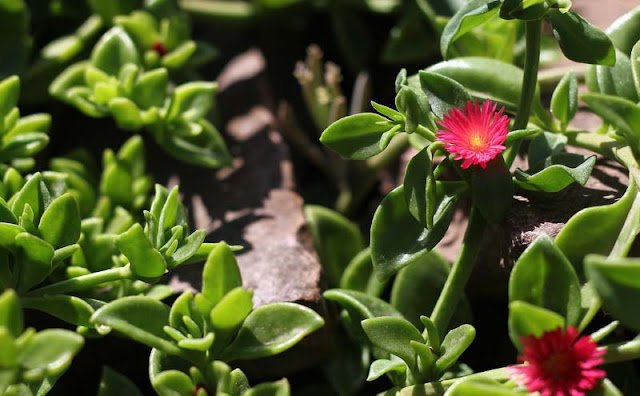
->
[436,100,509,169]
[509,327,606,396]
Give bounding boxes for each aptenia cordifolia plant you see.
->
[317,2,640,396]
[2,0,640,395]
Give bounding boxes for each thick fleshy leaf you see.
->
[116,224,166,279]
[339,248,387,297]
[0,290,22,337]
[11,173,49,223]
[320,113,397,160]
[395,86,433,134]
[361,316,424,369]
[551,72,578,129]
[324,289,402,321]
[447,379,516,395]
[221,303,324,361]
[200,243,242,307]
[210,287,253,344]
[166,81,216,122]
[419,71,471,119]
[371,186,457,280]
[549,10,616,66]
[391,251,472,329]
[109,98,144,131]
[556,178,637,271]
[22,296,94,328]
[91,296,181,355]
[440,0,501,59]
[632,41,640,97]
[155,119,232,168]
[471,156,513,224]
[586,50,638,102]
[367,358,406,381]
[508,301,565,350]
[426,58,550,127]
[0,77,19,121]
[91,27,140,76]
[17,329,84,376]
[433,324,476,374]
[15,233,54,293]
[403,146,434,228]
[152,370,195,396]
[304,205,364,286]
[581,93,640,151]
[606,6,640,55]
[585,255,640,332]
[38,194,81,249]
[514,154,596,193]
[132,69,168,109]
[98,366,143,396]
[243,379,290,396]
[509,234,582,326]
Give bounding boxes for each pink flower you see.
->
[509,327,606,396]
[436,100,509,169]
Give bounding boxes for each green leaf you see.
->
[162,41,197,70]
[606,6,640,55]
[508,301,565,350]
[419,71,471,119]
[210,287,253,344]
[98,366,143,396]
[585,255,640,332]
[426,58,550,127]
[109,98,144,131]
[21,296,94,328]
[304,205,364,286]
[201,243,242,307]
[403,146,433,228]
[471,156,513,224]
[527,131,567,169]
[0,133,49,162]
[395,87,432,134]
[367,358,406,381]
[15,233,54,293]
[0,290,22,337]
[37,194,81,249]
[361,316,424,369]
[371,186,457,280]
[501,0,548,20]
[555,173,637,271]
[152,370,195,396]
[586,50,638,102]
[132,69,168,109]
[582,93,640,152]
[320,113,397,160]
[116,224,166,279]
[167,230,206,269]
[339,248,387,297]
[549,10,616,66]
[391,251,472,329]
[243,379,290,396]
[509,234,582,326]
[11,173,49,223]
[18,329,84,376]
[514,154,596,193]
[440,0,501,59]
[221,303,324,361]
[632,40,640,98]
[433,324,476,374]
[447,379,516,395]
[551,71,578,129]
[91,27,140,76]
[155,119,232,168]
[166,81,216,122]
[0,76,20,121]
[91,296,181,355]
[323,289,403,320]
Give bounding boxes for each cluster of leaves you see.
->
[313,2,640,396]
[91,243,324,395]
[49,0,231,168]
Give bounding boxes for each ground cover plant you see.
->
[0,0,639,395]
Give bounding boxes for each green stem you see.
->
[180,0,256,23]
[415,125,437,142]
[430,206,486,336]
[603,337,640,365]
[504,19,542,169]
[395,367,509,396]
[27,266,133,297]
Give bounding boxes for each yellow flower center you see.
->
[468,133,487,150]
